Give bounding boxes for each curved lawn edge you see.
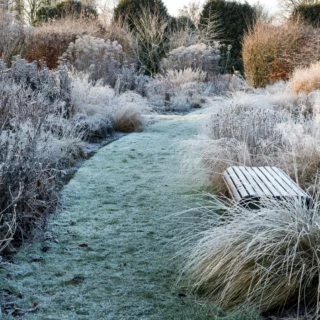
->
[0,110,260,320]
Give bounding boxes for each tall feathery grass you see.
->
[180,194,320,318]
[289,62,320,94]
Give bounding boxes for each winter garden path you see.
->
[2,110,215,320]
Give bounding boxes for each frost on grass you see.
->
[184,79,320,195]
[180,194,320,319]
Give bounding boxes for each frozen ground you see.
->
[1,109,221,319]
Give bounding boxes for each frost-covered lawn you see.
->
[1,111,225,319]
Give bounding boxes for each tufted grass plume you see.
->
[289,62,320,94]
[180,193,320,318]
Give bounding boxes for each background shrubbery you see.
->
[292,3,320,27]
[199,0,257,73]
[242,20,320,87]
[35,0,97,24]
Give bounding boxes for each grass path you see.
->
[2,111,217,320]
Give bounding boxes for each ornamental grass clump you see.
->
[289,62,320,94]
[181,194,320,318]
[186,89,320,195]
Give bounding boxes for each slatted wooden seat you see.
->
[223,166,312,208]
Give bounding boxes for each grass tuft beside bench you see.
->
[223,166,312,208]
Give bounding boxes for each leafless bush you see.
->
[128,7,170,75]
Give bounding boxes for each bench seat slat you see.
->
[223,170,242,202]
[258,167,292,196]
[251,167,283,197]
[238,166,266,197]
[263,167,298,197]
[271,167,308,197]
[242,167,273,197]
[232,167,257,197]
[225,167,250,199]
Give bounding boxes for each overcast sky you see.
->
[164,0,281,16]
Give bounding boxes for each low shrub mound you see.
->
[146,68,228,111]
[289,62,320,94]
[181,195,320,317]
[70,75,148,134]
[160,43,221,76]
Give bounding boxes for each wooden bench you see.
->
[223,166,312,208]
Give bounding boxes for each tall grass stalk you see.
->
[180,194,320,318]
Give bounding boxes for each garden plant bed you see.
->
[0,111,234,320]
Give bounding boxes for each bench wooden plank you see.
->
[263,167,297,197]
[232,167,256,196]
[223,170,242,202]
[225,167,250,199]
[258,167,291,196]
[238,166,266,197]
[271,167,308,197]
[242,167,273,197]
[251,167,283,197]
[223,166,312,207]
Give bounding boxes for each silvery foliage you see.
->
[64,35,136,93]
[207,102,289,155]
[72,114,113,142]
[160,42,221,76]
[0,12,33,64]
[0,57,71,126]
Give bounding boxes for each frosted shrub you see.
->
[165,68,206,86]
[0,13,32,64]
[70,75,149,134]
[0,57,87,248]
[186,89,320,194]
[0,117,84,246]
[72,114,113,141]
[146,70,231,112]
[160,42,221,75]
[71,74,115,115]
[0,57,71,126]
[64,35,136,91]
[205,102,287,154]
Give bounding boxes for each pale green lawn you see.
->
[1,111,261,320]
